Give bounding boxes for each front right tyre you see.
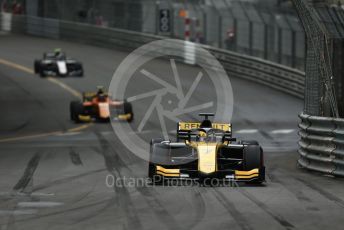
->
[243,145,265,184]
[123,102,134,122]
[148,138,166,185]
[34,60,41,74]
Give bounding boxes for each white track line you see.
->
[0,192,55,196]
[17,202,63,208]
[270,129,295,134]
[236,129,259,134]
[0,209,37,215]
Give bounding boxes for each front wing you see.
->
[41,62,82,76]
[154,165,265,182]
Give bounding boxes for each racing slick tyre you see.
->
[148,162,163,185]
[70,101,84,123]
[34,60,41,74]
[123,102,134,122]
[148,140,168,185]
[39,70,46,78]
[78,66,84,77]
[78,70,84,77]
[243,145,264,184]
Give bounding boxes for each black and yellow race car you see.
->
[148,113,265,184]
[70,87,133,123]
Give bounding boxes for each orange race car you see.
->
[70,87,133,123]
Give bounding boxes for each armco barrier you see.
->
[332,119,344,176]
[26,17,59,39]
[2,14,305,99]
[298,112,344,176]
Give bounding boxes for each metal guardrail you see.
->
[299,113,344,176]
[0,14,305,99]
[206,46,305,98]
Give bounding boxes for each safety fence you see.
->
[0,13,306,99]
[21,0,305,71]
[299,113,344,176]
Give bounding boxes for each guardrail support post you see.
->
[291,30,296,68]
[277,27,282,64]
[155,1,159,35]
[218,15,222,48]
[263,23,268,60]
[249,21,253,56]
[202,10,207,43]
[233,18,237,52]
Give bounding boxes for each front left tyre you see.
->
[70,101,84,123]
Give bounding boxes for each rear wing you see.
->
[82,92,110,101]
[82,92,97,101]
[43,52,66,59]
[177,121,232,140]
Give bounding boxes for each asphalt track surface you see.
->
[0,34,344,230]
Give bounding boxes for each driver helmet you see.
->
[54,48,62,56]
[97,86,105,95]
[198,131,207,142]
